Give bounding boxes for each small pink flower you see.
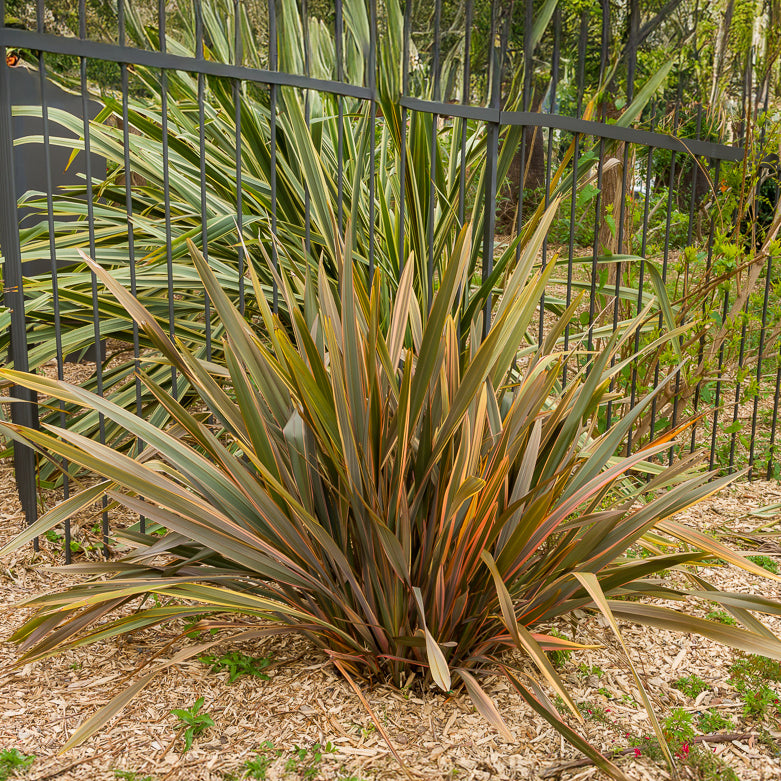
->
[634,748,642,758]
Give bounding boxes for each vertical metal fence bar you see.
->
[482,0,500,341]
[457,1,472,227]
[398,0,411,271]
[335,0,344,234]
[728,299,750,472]
[626,102,657,455]
[586,1,611,359]
[234,0,245,314]
[538,6,559,347]
[516,0,533,265]
[302,0,311,263]
[426,0,442,309]
[750,254,773,478]
[115,0,143,534]
[269,0,279,313]
[368,0,377,285]
[1,0,39,531]
[746,89,772,477]
[562,9,589,386]
[669,109,703,454]
[159,0,177,398]
[650,85,681,456]
[767,338,781,480]
[690,158,721,455]
[37,6,70,558]
[686,108,703,248]
[709,288,731,472]
[606,0,638,429]
[195,0,212,361]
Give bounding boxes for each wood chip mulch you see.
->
[3,463,781,780]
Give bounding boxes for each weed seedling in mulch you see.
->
[697,709,734,733]
[546,629,572,668]
[199,651,272,683]
[673,674,710,699]
[746,555,779,574]
[728,653,781,720]
[171,697,214,752]
[577,663,604,679]
[244,741,281,780]
[0,749,34,780]
[113,771,154,781]
[705,608,737,625]
[284,743,336,779]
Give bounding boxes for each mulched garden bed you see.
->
[2,463,781,780]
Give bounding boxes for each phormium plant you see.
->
[3,209,781,779]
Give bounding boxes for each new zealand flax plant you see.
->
[3,209,781,779]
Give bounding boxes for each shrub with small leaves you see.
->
[673,674,709,699]
[661,708,695,749]
[729,654,781,688]
[740,684,781,720]
[0,749,34,781]
[697,709,734,733]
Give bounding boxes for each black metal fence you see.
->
[0,0,778,555]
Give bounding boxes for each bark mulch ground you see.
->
[3,463,781,780]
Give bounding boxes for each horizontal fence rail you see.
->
[0,0,777,564]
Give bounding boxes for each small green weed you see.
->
[747,555,779,574]
[577,663,604,678]
[244,741,281,780]
[113,771,154,781]
[283,742,335,779]
[581,703,609,722]
[706,608,737,625]
[630,713,738,781]
[199,652,271,683]
[672,674,709,699]
[547,629,572,668]
[183,614,220,637]
[0,749,34,780]
[171,697,214,752]
[697,709,734,732]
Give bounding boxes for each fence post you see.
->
[481,0,504,342]
[0,34,38,526]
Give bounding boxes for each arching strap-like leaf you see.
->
[60,629,280,752]
[481,551,580,719]
[457,669,513,742]
[412,587,451,692]
[0,480,111,557]
[332,657,413,779]
[502,666,631,781]
[574,573,674,772]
